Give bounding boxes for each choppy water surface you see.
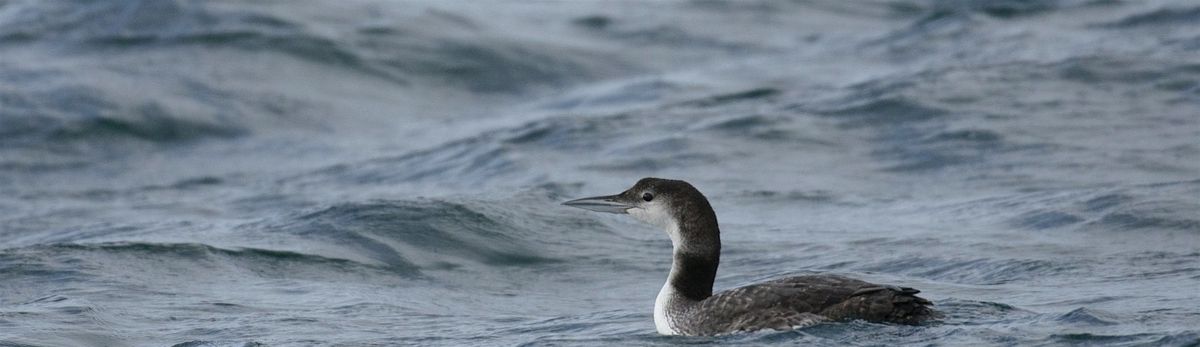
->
[2,1,1199,346]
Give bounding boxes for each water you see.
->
[1,0,1198,346]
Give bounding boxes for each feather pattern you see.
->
[662,274,936,335]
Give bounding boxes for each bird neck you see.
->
[667,250,719,301]
[664,219,720,301]
[653,200,722,335]
[655,247,718,335]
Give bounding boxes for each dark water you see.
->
[2,1,1199,346]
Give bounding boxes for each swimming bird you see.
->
[563,177,936,336]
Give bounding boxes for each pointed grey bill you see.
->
[562,194,632,214]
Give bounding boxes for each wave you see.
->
[282,106,707,188]
[1051,307,1121,326]
[578,19,763,54]
[0,0,631,93]
[275,200,559,267]
[1056,57,1200,87]
[0,0,643,160]
[785,55,1199,175]
[258,194,635,275]
[0,241,416,282]
[286,135,527,189]
[934,298,1033,323]
[0,75,245,145]
[1012,210,1086,230]
[0,1,388,81]
[0,240,420,339]
[792,74,1003,172]
[1039,332,1198,346]
[1098,6,1200,28]
[170,341,265,347]
[1000,180,1200,233]
[808,95,950,129]
[0,70,262,157]
[918,179,1200,235]
[1090,203,1200,232]
[877,0,1125,30]
[847,256,1079,285]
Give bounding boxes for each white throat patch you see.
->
[627,203,682,251]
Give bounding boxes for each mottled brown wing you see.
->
[689,274,935,334]
[687,275,863,333]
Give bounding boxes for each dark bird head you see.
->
[563,178,720,252]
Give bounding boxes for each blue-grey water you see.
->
[2,1,1199,346]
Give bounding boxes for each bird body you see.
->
[564,177,936,336]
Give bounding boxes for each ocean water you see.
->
[1,0,1199,346]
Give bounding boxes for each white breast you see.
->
[654,281,680,335]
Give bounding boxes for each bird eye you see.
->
[642,192,654,202]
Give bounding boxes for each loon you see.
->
[563,177,936,336]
